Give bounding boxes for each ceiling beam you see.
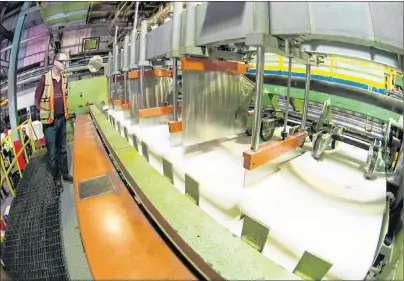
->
[0,59,9,68]
[0,6,7,22]
[3,6,21,20]
[0,23,14,41]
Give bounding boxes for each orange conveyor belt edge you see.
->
[73,114,197,280]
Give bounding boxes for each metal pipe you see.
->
[108,52,112,101]
[114,25,118,45]
[245,73,403,115]
[172,58,179,121]
[130,1,140,69]
[114,74,117,110]
[109,1,128,29]
[251,46,265,151]
[282,55,292,138]
[171,1,182,56]
[287,111,384,140]
[113,26,120,75]
[63,65,90,73]
[123,35,129,72]
[114,45,120,75]
[140,66,145,108]
[139,20,147,63]
[133,1,140,32]
[332,134,370,151]
[184,2,196,47]
[300,64,311,131]
[123,35,129,104]
[8,1,30,141]
[124,72,127,103]
[120,48,124,73]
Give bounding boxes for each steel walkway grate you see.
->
[1,154,68,281]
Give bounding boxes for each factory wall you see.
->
[1,23,50,69]
[16,88,36,111]
[1,24,110,71]
[248,53,388,94]
[61,26,92,55]
[60,25,110,55]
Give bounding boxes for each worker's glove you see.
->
[387,191,395,207]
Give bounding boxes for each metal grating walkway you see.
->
[1,154,68,281]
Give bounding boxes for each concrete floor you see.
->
[60,142,93,280]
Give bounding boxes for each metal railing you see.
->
[0,119,41,197]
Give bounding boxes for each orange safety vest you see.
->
[39,70,69,124]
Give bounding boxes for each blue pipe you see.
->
[7,1,31,141]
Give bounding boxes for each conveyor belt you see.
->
[1,154,68,281]
[73,114,197,280]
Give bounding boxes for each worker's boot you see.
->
[54,180,63,193]
[62,174,74,183]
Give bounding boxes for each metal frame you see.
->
[139,2,402,66]
[128,2,403,147]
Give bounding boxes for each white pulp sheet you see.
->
[109,113,386,279]
[238,142,386,280]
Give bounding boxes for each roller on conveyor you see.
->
[243,71,403,180]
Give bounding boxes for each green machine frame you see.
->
[66,76,108,142]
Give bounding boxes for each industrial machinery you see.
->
[86,1,404,280]
[2,2,403,281]
[243,72,403,180]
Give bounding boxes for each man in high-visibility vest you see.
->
[34,52,73,191]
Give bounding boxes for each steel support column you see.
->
[140,66,145,109]
[282,40,293,139]
[7,1,31,141]
[300,64,311,131]
[130,1,139,69]
[251,46,265,152]
[108,51,112,101]
[172,58,179,121]
[170,1,182,121]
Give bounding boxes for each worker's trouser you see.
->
[43,115,69,182]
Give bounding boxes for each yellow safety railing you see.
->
[0,119,41,197]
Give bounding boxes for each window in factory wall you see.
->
[18,108,28,125]
[82,37,100,52]
[30,105,38,122]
